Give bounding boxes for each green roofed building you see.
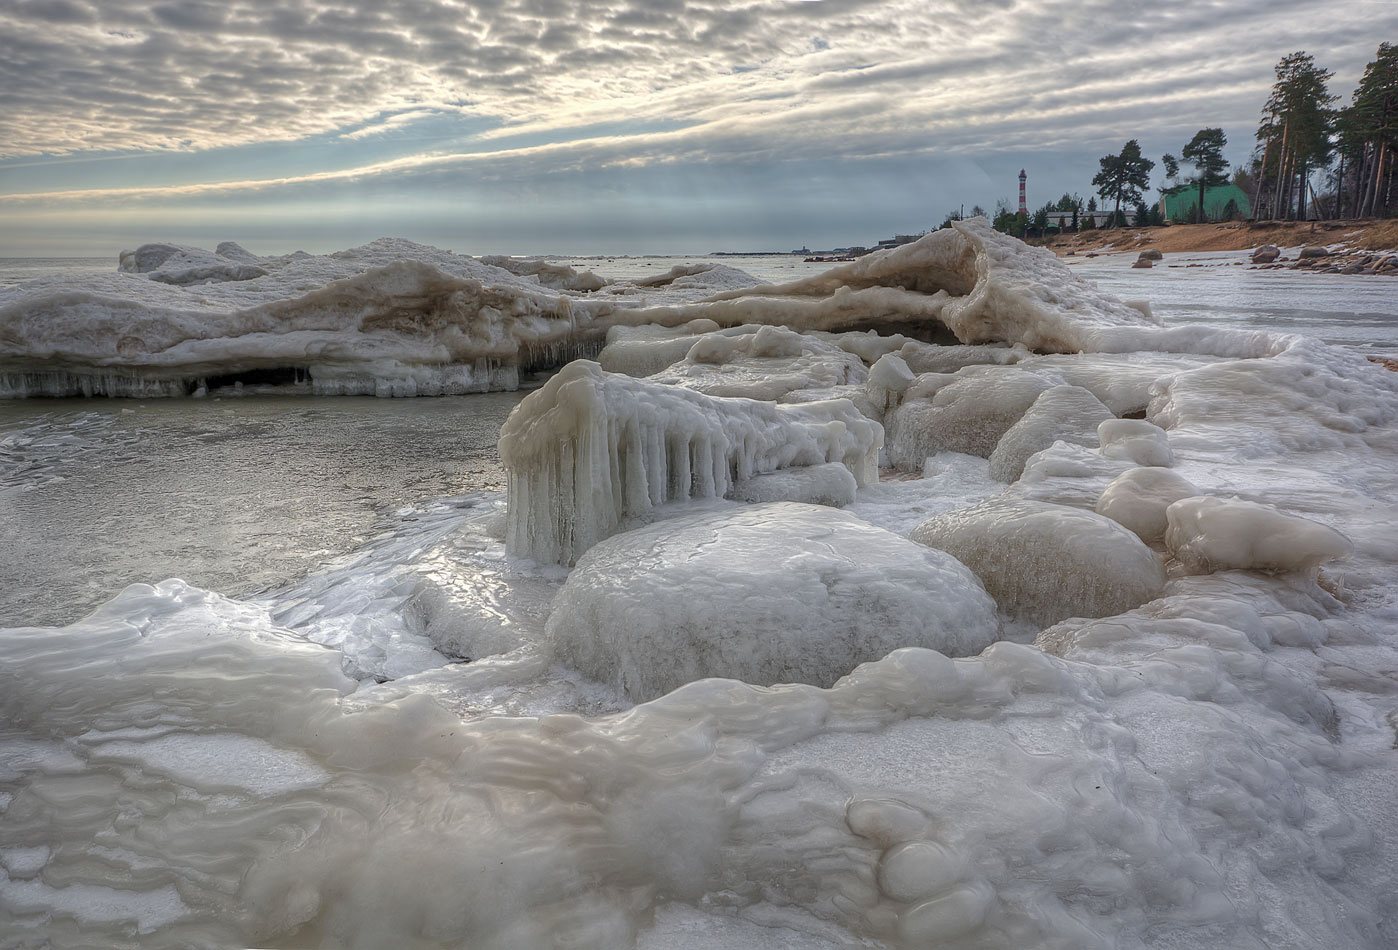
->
[1160,183,1252,223]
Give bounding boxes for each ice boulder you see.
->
[988,385,1114,482]
[1095,468,1199,543]
[500,361,881,565]
[546,503,1000,701]
[887,368,1053,469]
[910,499,1166,626]
[1164,496,1353,574]
[1098,418,1174,466]
[728,462,857,507]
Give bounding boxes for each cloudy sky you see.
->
[0,0,1390,256]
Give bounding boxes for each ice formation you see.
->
[1165,495,1354,574]
[987,384,1114,482]
[1094,467,1199,543]
[545,503,998,700]
[910,499,1167,625]
[1098,417,1176,466]
[498,361,880,565]
[5,221,1398,949]
[2,218,1162,400]
[885,368,1054,468]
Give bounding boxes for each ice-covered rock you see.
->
[499,361,881,565]
[1094,467,1199,543]
[886,368,1054,469]
[1098,417,1174,466]
[911,499,1166,625]
[546,503,999,701]
[727,462,857,507]
[1165,496,1353,574]
[988,384,1114,482]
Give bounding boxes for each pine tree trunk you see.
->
[1273,121,1292,220]
[1198,180,1207,223]
[1291,164,1302,223]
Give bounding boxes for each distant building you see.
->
[1159,184,1252,223]
[1043,209,1116,230]
[1018,170,1028,215]
[875,233,925,249]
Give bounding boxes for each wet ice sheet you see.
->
[0,393,524,626]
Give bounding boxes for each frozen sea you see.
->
[0,250,1394,628]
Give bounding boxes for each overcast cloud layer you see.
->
[0,0,1391,254]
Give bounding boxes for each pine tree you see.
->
[1339,43,1398,218]
[1092,140,1156,226]
[1181,128,1229,222]
[1254,52,1336,220]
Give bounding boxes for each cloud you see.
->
[0,0,1390,237]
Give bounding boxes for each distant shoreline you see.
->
[1042,219,1398,256]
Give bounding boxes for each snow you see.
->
[727,461,857,507]
[499,360,880,565]
[988,384,1114,482]
[1165,495,1355,574]
[910,498,1167,626]
[545,503,998,700]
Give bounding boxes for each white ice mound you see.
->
[988,384,1114,483]
[499,361,881,565]
[477,255,607,292]
[1095,468,1199,543]
[1098,418,1175,466]
[118,242,269,285]
[1165,496,1353,574]
[911,499,1166,625]
[546,503,999,701]
[691,217,1160,352]
[886,368,1053,469]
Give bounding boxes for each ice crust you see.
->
[5,224,1398,949]
[546,503,999,700]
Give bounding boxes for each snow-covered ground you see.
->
[2,220,1397,949]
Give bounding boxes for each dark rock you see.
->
[1251,244,1281,264]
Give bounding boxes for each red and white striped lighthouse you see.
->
[1018,169,1028,215]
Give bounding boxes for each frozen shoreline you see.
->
[2,220,1396,948]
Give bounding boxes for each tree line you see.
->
[948,43,1395,236]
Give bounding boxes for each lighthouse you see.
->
[1018,169,1027,215]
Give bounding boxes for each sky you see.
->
[0,0,1393,257]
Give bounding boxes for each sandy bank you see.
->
[1047,219,1398,256]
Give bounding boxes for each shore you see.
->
[1044,219,1398,256]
